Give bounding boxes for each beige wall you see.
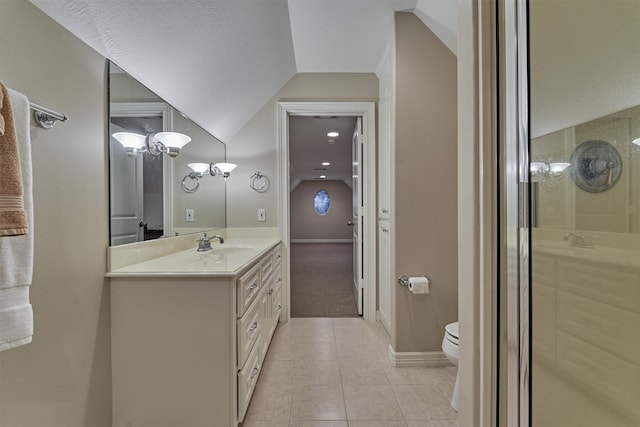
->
[290,180,353,241]
[225,73,379,227]
[392,12,458,352]
[0,2,111,426]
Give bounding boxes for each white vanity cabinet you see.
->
[110,241,282,427]
[532,248,640,417]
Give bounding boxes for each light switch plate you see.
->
[186,209,194,222]
[258,208,266,222]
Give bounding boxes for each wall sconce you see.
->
[530,161,571,190]
[112,131,192,158]
[182,162,238,193]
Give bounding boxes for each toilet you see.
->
[442,321,460,411]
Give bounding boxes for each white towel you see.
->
[0,88,33,352]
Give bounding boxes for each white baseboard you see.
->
[376,310,391,334]
[290,239,352,244]
[388,346,452,368]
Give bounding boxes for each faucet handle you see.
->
[196,232,213,251]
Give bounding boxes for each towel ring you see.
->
[182,173,200,193]
[250,172,270,193]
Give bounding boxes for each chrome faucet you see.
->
[563,232,594,248]
[196,233,224,251]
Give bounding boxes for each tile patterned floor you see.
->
[240,318,458,427]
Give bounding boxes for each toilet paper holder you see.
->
[397,274,431,287]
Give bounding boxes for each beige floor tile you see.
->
[290,385,347,420]
[245,384,294,421]
[289,421,349,427]
[296,340,339,360]
[296,360,342,385]
[336,340,386,361]
[383,366,443,385]
[339,359,389,385]
[391,384,457,421]
[294,327,336,343]
[259,358,298,385]
[405,421,458,427]
[241,420,290,427]
[348,421,408,427]
[343,384,404,421]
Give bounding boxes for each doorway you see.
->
[278,102,377,323]
[288,115,360,317]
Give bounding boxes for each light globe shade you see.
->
[530,162,549,174]
[188,163,210,174]
[112,132,147,149]
[154,132,192,149]
[549,162,571,173]
[632,137,640,146]
[213,163,237,174]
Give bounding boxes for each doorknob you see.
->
[347,221,354,226]
[139,221,148,228]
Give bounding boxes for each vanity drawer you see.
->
[272,245,282,270]
[557,290,639,363]
[238,334,262,422]
[557,260,639,311]
[272,286,282,326]
[238,295,262,369]
[532,253,556,287]
[237,263,261,316]
[556,330,638,407]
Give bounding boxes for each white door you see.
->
[351,117,364,315]
[109,123,144,245]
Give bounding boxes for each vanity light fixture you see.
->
[112,131,191,158]
[321,162,331,166]
[182,161,238,193]
[530,161,571,190]
[327,131,339,138]
[632,137,640,146]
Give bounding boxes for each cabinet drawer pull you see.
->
[277,304,282,311]
[267,289,273,295]
[277,277,282,283]
[248,283,258,290]
[276,254,281,259]
[249,321,259,332]
[250,365,260,379]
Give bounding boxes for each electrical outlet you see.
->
[258,208,266,222]
[186,209,195,222]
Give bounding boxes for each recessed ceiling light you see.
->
[319,175,327,179]
[322,162,331,166]
[327,131,339,138]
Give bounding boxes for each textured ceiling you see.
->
[28,0,456,144]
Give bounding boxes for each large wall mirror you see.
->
[109,62,226,246]
[532,104,640,234]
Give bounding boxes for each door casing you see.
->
[277,102,377,323]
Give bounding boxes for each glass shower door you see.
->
[529,1,640,426]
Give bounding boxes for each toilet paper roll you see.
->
[408,276,430,294]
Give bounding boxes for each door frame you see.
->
[277,101,377,323]
[110,102,174,238]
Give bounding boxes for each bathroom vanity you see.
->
[532,238,640,420]
[107,231,282,427]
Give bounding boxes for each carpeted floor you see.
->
[290,243,359,318]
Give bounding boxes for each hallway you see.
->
[241,318,458,426]
[290,243,358,317]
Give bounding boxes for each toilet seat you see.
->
[445,322,458,346]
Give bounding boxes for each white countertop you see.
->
[533,240,640,270]
[106,236,281,278]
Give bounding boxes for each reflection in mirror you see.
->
[531,104,640,233]
[109,62,226,246]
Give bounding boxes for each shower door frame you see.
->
[502,0,531,425]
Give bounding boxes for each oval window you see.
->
[314,189,331,216]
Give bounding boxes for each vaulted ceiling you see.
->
[28,0,457,144]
